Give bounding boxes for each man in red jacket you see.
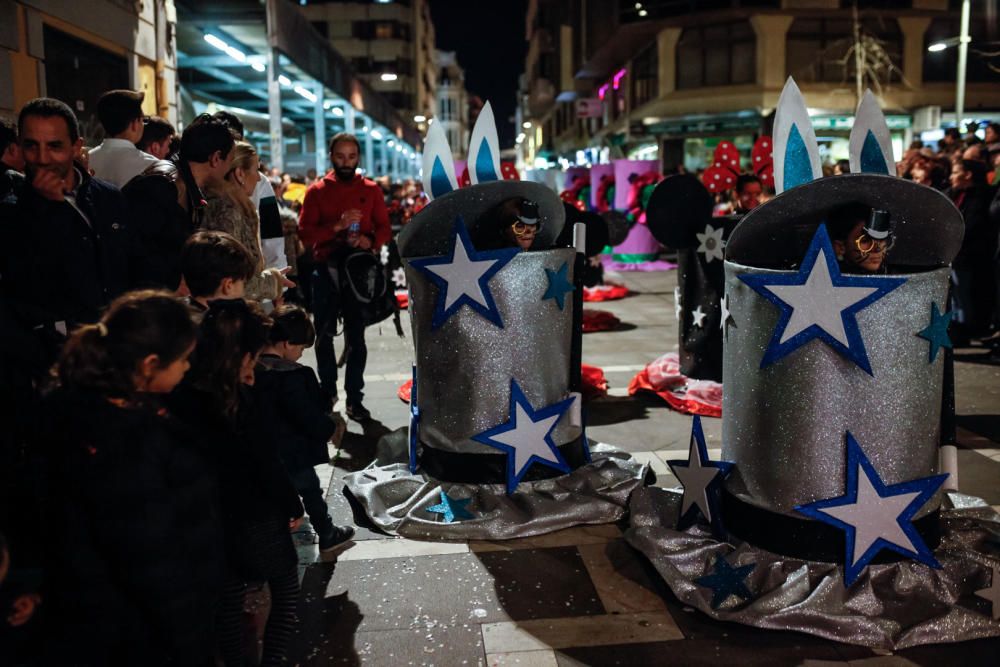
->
[298,133,390,421]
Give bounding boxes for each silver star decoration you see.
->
[696,224,726,263]
[720,293,735,334]
[392,267,407,288]
[673,433,725,522]
[674,287,683,321]
[976,565,1000,620]
[691,305,707,328]
[764,254,878,346]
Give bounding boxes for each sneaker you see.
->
[346,402,371,422]
[318,524,355,553]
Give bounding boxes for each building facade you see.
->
[296,0,437,127]
[517,0,1000,175]
[435,49,469,160]
[0,0,179,142]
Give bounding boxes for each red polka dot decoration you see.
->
[701,140,742,193]
[501,162,520,181]
[751,135,774,188]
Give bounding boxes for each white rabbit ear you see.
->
[772,77,822,194]
[467,101,502,184]
[421,119,458,201]
[849,90,894,175]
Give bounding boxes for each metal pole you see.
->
[955,0,970,132]
[266,47,283,172]
[363,118,375,178]
[344,105,356,135]
[380,134,389,178]
[313,82,326,176]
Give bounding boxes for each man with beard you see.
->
[298,133,390,421]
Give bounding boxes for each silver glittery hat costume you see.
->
[626,79,1000,649]
[343,103,646,540]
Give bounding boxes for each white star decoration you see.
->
[472,380,574,493]
[409,220,518,330]
[674,287,682,321]
[391,267,407,288]
[380,245,390,265]
[425,235,500,311]
[720,293,735,333]
[976,565,1000,620]
[820,470,922,566]
[691,305,707,328]
[765,256,877,347]
[696,224,726,263]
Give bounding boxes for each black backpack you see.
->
[340,250,403,335]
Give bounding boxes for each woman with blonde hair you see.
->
[204,141,293,301]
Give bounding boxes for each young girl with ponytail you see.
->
[168,298,304,667]
[43,290,224,666]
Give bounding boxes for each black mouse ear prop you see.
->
[646,174,714,248]
[555,203,609,257]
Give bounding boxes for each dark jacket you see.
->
[0,167,135,328]
[950,184,997,270]
[168,382,303,538]
[122,159,206,290]
[42,388,225,666]
[254,354,336,471]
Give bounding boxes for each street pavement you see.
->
[267,267,1000,666]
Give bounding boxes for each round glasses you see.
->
[854,233,894,258]
[510,220,541,238]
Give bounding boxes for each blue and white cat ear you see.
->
[849,90,894,175]
[468,101,502,185]
[421,119,458,201]
[772,77,822,194]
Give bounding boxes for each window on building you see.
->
[631,42,658,109]
[786,17,902,84]
[676,21,755,90]
[924,17,998,83]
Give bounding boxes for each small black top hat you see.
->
[864,209,891,240]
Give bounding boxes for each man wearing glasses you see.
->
[829,204,894,274]
[87,89,159,188]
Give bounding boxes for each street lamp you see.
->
[926,0,971,130]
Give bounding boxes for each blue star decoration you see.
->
[916,302,953,363]
[408,364,420,474]
[794,432,948,587]
[694,553,756,609]
[543,261,575,310]
[738,225,906,375]
[426,489,474,523]
[409,217,519,330]
[666,416,734,537]
[472,379,575,494]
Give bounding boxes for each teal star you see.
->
[693,553,755,609]
[543,262,575,310]
[916,302,953,363]
[426,489,474,523]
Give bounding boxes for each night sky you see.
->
[428,0,528,149]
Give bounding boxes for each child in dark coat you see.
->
[168,298,304,667]
[42,290,223,666]
[255,304,355,554]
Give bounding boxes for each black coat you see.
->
[42,388,225,666]
[168,383,303,537]
[951,185,997,270]
[0,168,136,327]
[254,354,337,471]
[122,160,206,290]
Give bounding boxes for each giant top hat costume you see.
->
[625,79,1000,648]
[343,103,646,540]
